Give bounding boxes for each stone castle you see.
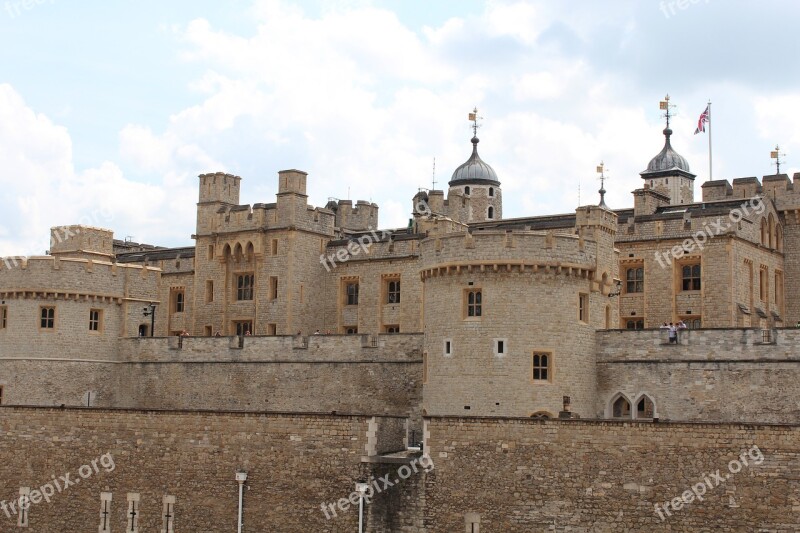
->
[1,114,799,531]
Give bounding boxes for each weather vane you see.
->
[659,94,677,129]
[468,107,482,137]
[597,161,609,207]
[771,145,786,174]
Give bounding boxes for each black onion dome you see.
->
[641,128,694,178]
[449,136,500,186]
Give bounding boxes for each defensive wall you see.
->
[596,328,800,423]
[0,407,798,532]
[0,334,424,419]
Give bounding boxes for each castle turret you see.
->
[197,172,241,235]
[640,97,696,205]
[446,109,502,223]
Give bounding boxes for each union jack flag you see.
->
[694,105,710,134]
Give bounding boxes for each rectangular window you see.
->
[532,352,551,381]
[233,321,253,336]
[205,280,214,303]
[40,306,55,329]
[384,325,400,333]
[494,339,507,356]
[346,282,359,306]
[236,274,254,301]
[681,263,701,291]
[89,309,102,332]
[268,323,277,335]
[625,319,644,330]
[387,279,401,304]
[759,267,768,301]
[0,306,6,329]
[204,325,212,336]
[207,244,214,260]
[443,339,452,356]
[270,276,278,300]
[465,289,482,318]
[578,294,588,322]
[625,267,644,293]
[271,239,278,255]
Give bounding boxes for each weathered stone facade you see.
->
[2,128,800,530]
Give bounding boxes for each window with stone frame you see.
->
[636,396,655,419]
[233,320,253,336]
[681,263,701,291]
[89,309,103,332]
[345,325,358,334]
[625,266,644,293]
[465,289,482,318]
[386,279,401,304]
[759,266,768,301]
[346,282,359,306]
[236,273,254,301]
[0,305,6,329]
[40,306,55,329]
[578,293,589,322]
[626,319,644,329]
[384,325,400,333]
[532,352,551,381]
[612,396,631,418]
[172,290,185,313]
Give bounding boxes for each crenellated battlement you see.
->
[419,230,598,279]
[0,255,160,298]
[702,174,800,209]
[326,199,379,232]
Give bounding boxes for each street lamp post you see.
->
[355,482,369,533]
[142,303,157,337]
[236,471,248,533]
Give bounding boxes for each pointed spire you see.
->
[597,161,609,208]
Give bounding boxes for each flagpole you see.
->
[707,100,712,180]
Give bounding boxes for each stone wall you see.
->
[0,334,424,419]
[596,328,800,422]
[0,406,400,532]
[423,416,800,532]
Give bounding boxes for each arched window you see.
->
[464,186,470,195]
[635,395,655,419]
[489,187,494,197]
[487,206,494,219]
[611,395,632,419]
[681,264,701,291]
[761,219,768,246]
[530,411,551,419]
[769,214,776,249]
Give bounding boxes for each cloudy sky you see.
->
[1,0,798,255]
